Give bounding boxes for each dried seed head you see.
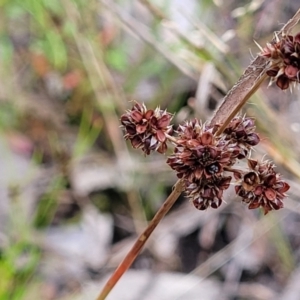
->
[121,102,173,155]
[235,159,290,214]
[167,119,234,182]
[120,102,289,215]
[186,176,232,210]
[261,32,300,90]
[223,116,260,159]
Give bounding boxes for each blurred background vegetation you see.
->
[1,0,300,299]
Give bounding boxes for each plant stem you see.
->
[215,72,268,136]
[165,133,179,144]
[210,56,268,131]
[211,7,300,133]
[96,179,185,300]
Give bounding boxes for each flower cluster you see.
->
[260,32,300,90]
[166,117,269,211]
[186,176,232,210]
[223,116,260,159]
[121,101,290,215]
[166,119,236,210]
[234,159,290,214]
[120,102,173,155]
[166,119,233,181]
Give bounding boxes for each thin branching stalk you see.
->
[214,71,268,135]
[165,133,179,144]
[96,7,300,300]
[211,7,300,132]
[96,179,185,300]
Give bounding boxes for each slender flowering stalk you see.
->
[97,101,290,299]
[96,9,300,300]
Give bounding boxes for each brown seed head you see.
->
[167,119,234,182]
[261,32,300,90]
[223,116,260,159]
[186,176,232,210]
[235,159,290,214]
[121,102,173,155]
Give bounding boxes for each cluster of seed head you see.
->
[260,32,300,90]
[234,159,290,215]
[166,117,267,211]
[120,102,173,155]
[121,102,290,215]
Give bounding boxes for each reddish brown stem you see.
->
[96,179,185,300]
[211,57,268,133]
[211,7,300,134]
